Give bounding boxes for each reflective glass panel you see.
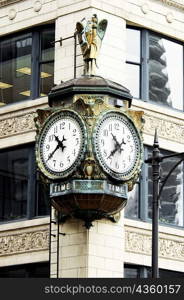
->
[0,147,29,221]
[125,64,140,98]
[41,28,55,61]
[126,28,141,63]
[149,33,183,110]
[125,183,139,219]
[148,148,184,226]
[40,62,54,96]
[0,34,32,105]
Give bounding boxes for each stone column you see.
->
[50,215,124,278]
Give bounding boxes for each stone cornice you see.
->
[0,0,23,7]
[159,0,184,10]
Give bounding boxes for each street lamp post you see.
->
[145,129,184,278]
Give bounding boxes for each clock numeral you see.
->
[60,162,64,168]
[53,160,56,167]
[75,138,79,145]
[46,144,50,151]
[68,122,71,130]
[103,150,107,157]
[108,156,112,164]
[72,149,76,156]
[100,139,104,146]
[60,122,65,130]
[128,155,131,162]
[127,135,131,141]
[103,129,108,137]
[54,126,58,134]
[67,156,70,163]
[109,124,112,131]
[122,161,126,169]
[115,162,119,169]
[49,135,55,142]
[130,145,134,151]
[114,123,120,131]
[73,129,77,136]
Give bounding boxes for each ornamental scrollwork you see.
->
[125,230,184,261]
[0,229,49,256]
[0,113,36,138]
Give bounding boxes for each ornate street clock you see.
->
[35,15,144,228]
[93,110,142,181]
[36,109,87,180]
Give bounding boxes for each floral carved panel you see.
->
[0,113,36,138]
[125,229,184,262]
[0,229,49,256]
[143,113,184,144]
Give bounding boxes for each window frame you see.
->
[126,26,184,112]
[0,23,55,105]
[0,143,49,224]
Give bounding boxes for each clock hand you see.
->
[118,138,126,154]
[54,135,66,152]
[46,144,60,162]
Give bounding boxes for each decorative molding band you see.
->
[0,0,22,7]
[125,230,184,262]
[0,229,49,256]
[160,0,184,10]
[0,112,36,138]
[143,113,184,144]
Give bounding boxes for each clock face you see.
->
[37,110,87,179]
[93,111,142,180]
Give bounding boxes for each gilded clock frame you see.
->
[93,110,143,182]
[35,109,87,180]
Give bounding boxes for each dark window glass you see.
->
[124,264,184,278]
[0,25,55,105]
[126,28,141,98]
[0,145,49,222]
[147,148,184,226]
[0,262,49,278]
[149,33,183,110]
[0,147,29,221]
[125,182,140,219]
[39,27,55,97]
[124,265,141,278]
[0,34,32,104]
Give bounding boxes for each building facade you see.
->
[0,0,184,278]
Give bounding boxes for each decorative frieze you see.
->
[0,229,49,256]
[160,0,184,10]
[143,113,184,144]
[125,230,184,262]
[0,113,36,138]
[0,0,22,7]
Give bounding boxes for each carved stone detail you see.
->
[160,0,184,10]
[0,113,36,138]
[0,229,49,256]
[125,230,184,261]
[0,0,22,7]
[143,113,184,144]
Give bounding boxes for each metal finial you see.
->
[153,128,159,148]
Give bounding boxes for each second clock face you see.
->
[37,110,86,179]
[93,111,142,180]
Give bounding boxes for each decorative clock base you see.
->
[50,179,127,228]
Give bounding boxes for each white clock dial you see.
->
[93,111,141,180]
[37,110,86,179]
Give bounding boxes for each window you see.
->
[126,27,184,110]
[124,264,184,278]
[0,25,55,105]
[0,262,49,278]
[125,147,184,228]
[0,144,49,222]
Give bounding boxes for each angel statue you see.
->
[76,14,108,76]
